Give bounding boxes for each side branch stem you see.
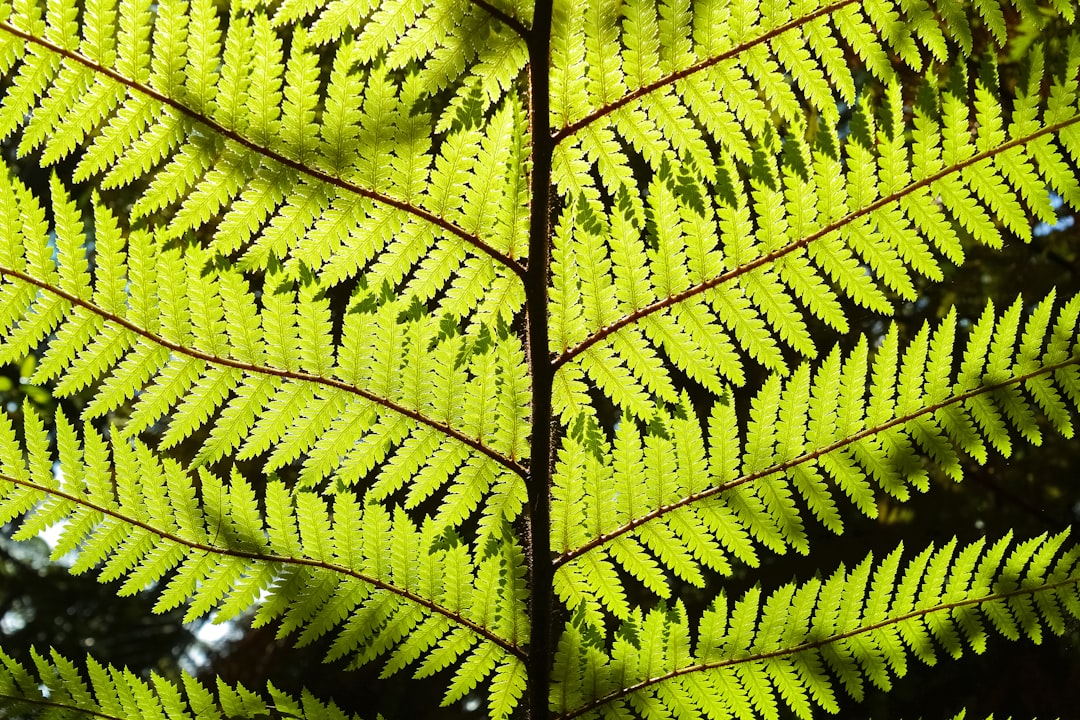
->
[553,112,1080,370]
[0,265,525,479]
[0,694,124,720]
[559,572,1080,718]
[2,474,526,658]
[467,0,531,38]
[0,22,526,278]
[555,353,1080,565]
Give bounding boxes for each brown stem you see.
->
[524,0,556,715]
[467,0,531,38]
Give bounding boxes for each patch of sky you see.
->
[1033,192,1075,237]
[180,612,249,673]
[35,463,77,567]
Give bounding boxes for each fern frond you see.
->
[0,646,363,720]
[0,0,530,280]
[556,532,1080,719]
[0,408,529,714]
[555,292,1080,613]
[0,170,527,524]
[551,14,1080,425]
[0,0,1078,714]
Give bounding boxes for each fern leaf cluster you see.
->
[554,292,1080,621]
[0,166,531,531]
[0,401,530,712]
[550,38,1080,422]
[553,532,1080,720]
[0,647,361,719]
[0,0,1077,714]
[0,0,530,308]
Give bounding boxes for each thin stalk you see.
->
[524,0,555,717]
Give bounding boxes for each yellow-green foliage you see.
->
[0,0,1077,716]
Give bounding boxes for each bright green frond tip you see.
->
[0,648,361,720]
